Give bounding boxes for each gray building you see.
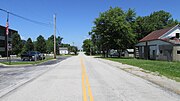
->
[0,25,18,57]
[135,24,180,61]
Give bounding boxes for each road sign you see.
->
[8,43,12,51]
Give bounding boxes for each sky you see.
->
[0,0,180,49]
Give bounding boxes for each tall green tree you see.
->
[46,35,63,54]
[61,43,70,47]
[12,33,23,55]
[90,7,135,57]
[134,10,179,40]
[69,46,78,55]
[126,8,136,23]
[46,35,54,53]
[35,35,46,53]
[82,39,93,55]
[22,38,34,52]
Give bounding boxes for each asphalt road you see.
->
[0,53,180,101]
[0,56,69,97]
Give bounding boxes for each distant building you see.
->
[109,49,134,57]
[135,24,180,61]
[0,25,18,57]
[59,47,69,55]
[124,49,134,57]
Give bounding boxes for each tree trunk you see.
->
[102,50,105,58]
[106,51,108,58]
[118,50,122,58]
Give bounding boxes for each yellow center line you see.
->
[80,57,94,101]
[82,67,87,101]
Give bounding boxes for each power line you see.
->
[57,27,61,36]
[0,8,52,27]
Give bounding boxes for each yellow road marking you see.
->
[82,67,87,101]
[80,57,94,101]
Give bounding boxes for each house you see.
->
[135,24,180,61]
[59,47,69,55]
[109,49,134,57]
[0,25,18,57]
[124,49,134,57]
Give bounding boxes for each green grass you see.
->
[105,58,180,82]
[2,61,35,65]
[1,58,54,65]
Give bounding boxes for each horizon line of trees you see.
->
[82,7,179,57]
[12,33,78,56]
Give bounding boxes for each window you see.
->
[0,40,5,47]
[176,33,180,38]
[177,50,180,54]
[160,50,162,54]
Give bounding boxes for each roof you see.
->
[59,47,68,50]
[139,26,175,42]
[0,25,18,32]
[127,49,134,52]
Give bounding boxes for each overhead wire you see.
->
[0,8,63,43]
[0,8,52,27]
[57,27,61,37]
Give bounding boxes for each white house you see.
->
[135,24,180,61]
[124,49,134,57]
[59,47,69,55]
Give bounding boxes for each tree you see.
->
[35,35,46,53]
[134,10,179,40]
[22,38,34,52]
[69,46,78,55]
[46,35,54,53]
[61,43,70,47]
[12,33,23,55]
[46,35,63,54]
[126,8,136,23]
[82,39,93,55]
[90,7,135,57]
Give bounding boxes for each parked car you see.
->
[21,51,45,61]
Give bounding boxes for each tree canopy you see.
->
[134,10,179,40]
[90,7,135,57]
[35,35,46,53]
[12,33,23,55]
[22,38,34,53]
[82,39,93,55]
[46,35,63,54]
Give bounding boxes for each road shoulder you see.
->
[96,57,180,95]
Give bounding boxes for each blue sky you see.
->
[0,0,180,49]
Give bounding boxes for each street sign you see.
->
[8,43,12,51]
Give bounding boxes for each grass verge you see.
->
[1,58,54,66]
[104,58,180,82]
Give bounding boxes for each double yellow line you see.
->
[80,57,94,101]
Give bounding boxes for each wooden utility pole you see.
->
[54,14,56,59]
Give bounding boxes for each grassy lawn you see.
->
[1,58,54,65]
[105,58,180,82]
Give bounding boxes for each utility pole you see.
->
[6,12,9,62]
[54,14,56,59]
